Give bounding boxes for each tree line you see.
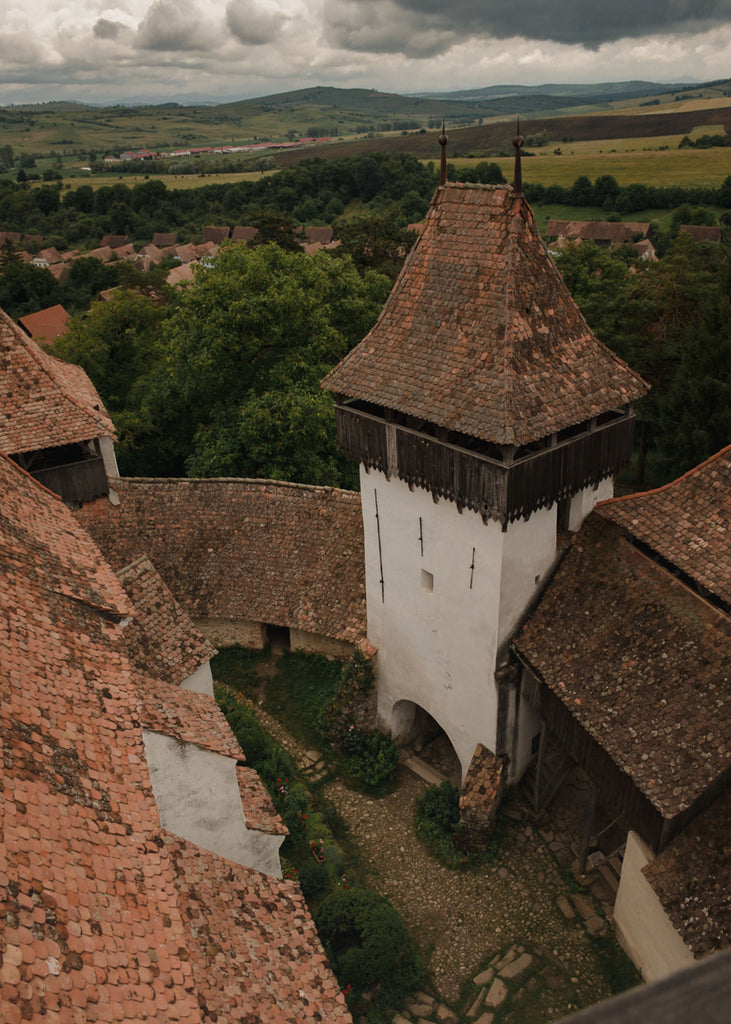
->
[1,154,729,258]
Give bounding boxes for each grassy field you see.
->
[451,146,730,189]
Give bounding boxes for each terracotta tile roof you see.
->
[679,225,722,243]
[232,225,259,242]
[100,234,130,248]
[87,244,114,262]
[237,765,289,836]
[202,226,231,244]
[18,304,70,344]
[323,184,646,446]
[0,307,116,455]
[643,787,730,957]
[598,446,731,606]
[167,263,196,285]
[116,554,216,689]
[138,681,243,759]
[164,833,351,1023]
[152,232,179,247]
[514,515,730,819]
[547,220,650,243]
[0,454,202,1022]
[76,476,366,643]
[1,451,352,1024]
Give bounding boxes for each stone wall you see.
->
[458,743,506,852]
[195,617,267,649]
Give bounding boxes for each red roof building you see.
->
[324,181,646,525]
[0,451,352,1024]
[18,303,70,346]
[0,307,118,503]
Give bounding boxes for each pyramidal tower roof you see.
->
[324,182,646,447]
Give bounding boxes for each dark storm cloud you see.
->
[325,0,731,52]
[93,19,125,41]
[137,0,215,51]
[226,0,286,45]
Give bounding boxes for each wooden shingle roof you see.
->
[324,183,646,447]
[514,515,730,821]
[598,445,731,606]
[0,307,115,454]
[76,476,366,644]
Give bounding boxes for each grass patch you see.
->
[210,644,266,700]
[263,649,343,749]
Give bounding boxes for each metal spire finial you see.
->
[512,116,524,195]
[439,119,448,186]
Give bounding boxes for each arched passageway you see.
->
[392,700,462,784]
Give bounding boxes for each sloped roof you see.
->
[76,476,366,644]
[679,225,722,243]
[0,307,116,455]
[18,304,70,344]
[547,220,649,243]
[324,183,646,446]
[598,446,731,606]
[138,683,243,760]
[117,554,216,688]
[643,787,730,957]
[514,515,730,820]
[164,834,349,1023]
[0,451,352,1023]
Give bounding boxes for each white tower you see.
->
[323,138,646,781]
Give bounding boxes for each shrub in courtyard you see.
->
[298,859,330,899]
[348,729,399,791]
[415,781,461,859]
[315,887,424,1011]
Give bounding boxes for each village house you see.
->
[0,307,118,504]
[18,303,70,346]
[546,220,651,247]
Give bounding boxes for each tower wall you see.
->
[361,467,558,779]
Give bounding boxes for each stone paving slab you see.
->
[499,952,533,979]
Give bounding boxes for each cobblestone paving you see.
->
[255,705,624,1024]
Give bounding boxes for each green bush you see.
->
[349,729,399,791]
[215,685,295,794]
[315,888,424,1008]
[281,783,310,846]
[415,781,461,859]
[298,859,330,898]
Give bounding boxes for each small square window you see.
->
[421,569,434,592]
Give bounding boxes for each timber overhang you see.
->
[334,401,636,524]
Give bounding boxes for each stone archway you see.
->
[392,700,462,784]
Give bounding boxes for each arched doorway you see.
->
[392,700,461,784]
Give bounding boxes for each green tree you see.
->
[315,888,424,1008]
[52,289,170,473]
[146,242,390,483]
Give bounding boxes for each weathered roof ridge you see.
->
[110,473,360,499]
[599,443,731,509]
[597,444,730,605]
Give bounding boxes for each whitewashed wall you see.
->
[143,730,283,878]
[180,661,214,696]
[360,468,558,779]
[614,831,695,981]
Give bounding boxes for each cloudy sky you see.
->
[1,0,730,105]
